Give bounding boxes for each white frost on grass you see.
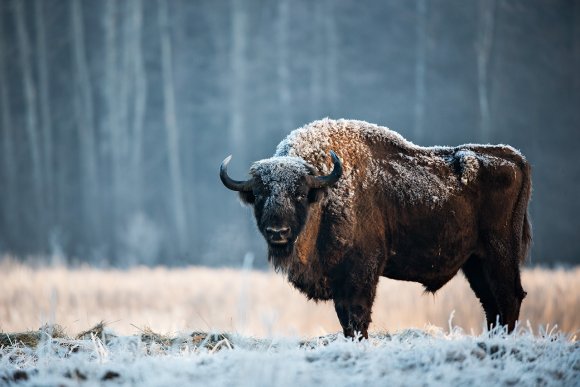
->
[1,326,578,386]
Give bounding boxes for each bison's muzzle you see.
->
[265,226,291,244]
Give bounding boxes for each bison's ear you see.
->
[308,187,326,203]
[239,191,255,205]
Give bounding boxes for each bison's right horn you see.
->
[307,150,343,189]
[220,155,254,192]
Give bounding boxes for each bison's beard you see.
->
[267,241,295,272]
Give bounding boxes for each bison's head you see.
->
[220,151,342,265]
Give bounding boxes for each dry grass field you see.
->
[0,259,578,337]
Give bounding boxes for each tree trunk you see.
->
[310,2,323,118]
[35,0,54,229]
[102,0,120,259]
[14,0,43,249]
[277,0,292,132]
[130,0,147,212]
[71,0,101,255]
[477,0,496,142]
[324,0,338,116]
[0,22,16,238]
[158,0,188,257]
[574,0,580,128]
[229,0,253,255]
[414,0,427,143]
[116,0,132,217]
[230,0,247,153]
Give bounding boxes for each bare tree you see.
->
[477,0,496,142]
[71,0,101,249]
[103,0,120,247]
[277,0,292,132]
[574,1,580,123]
[130,0,147,212]
[0,20,16,231]
[158,0,188,256]
[310,1,323,117]
[324,0,338,116]
[14,0,43,246]
[100,0,147,262]
[35,0,54,226]
[117,0,132,215]
[230,0,247,153]
[414,0,427,143]
[228,0,254,256]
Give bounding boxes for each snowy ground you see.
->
[1,324,578,386]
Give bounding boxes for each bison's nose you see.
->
[265,226,291,243]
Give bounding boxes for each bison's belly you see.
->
[383,251,468,292]
[382,209,477,292]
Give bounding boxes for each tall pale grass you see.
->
[0,259,577,337]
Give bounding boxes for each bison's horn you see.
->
[220,155,254,192]
[307,150,343,189]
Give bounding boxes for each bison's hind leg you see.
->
[486,260,526,332]
[463,253,526,332]
[462,255,499,329]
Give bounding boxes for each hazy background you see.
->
[0,0,578,268]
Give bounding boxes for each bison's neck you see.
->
[286,204,332,300]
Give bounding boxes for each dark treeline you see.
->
[0,0,578,267]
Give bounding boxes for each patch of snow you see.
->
[1,327,577,386]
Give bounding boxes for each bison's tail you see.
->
[521,207,532,264]
[516,157,532,264]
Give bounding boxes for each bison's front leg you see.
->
[330,254,381,340]
[333,298,374,340]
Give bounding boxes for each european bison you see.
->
[220,119,531,339]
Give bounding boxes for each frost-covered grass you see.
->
[0,324,578,386]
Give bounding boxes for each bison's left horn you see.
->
[307,150,343,189]
[220,155,254,192]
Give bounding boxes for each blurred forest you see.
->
[0,0,578,267]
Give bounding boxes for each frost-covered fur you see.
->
[273,118,521,227]
[455,149,479,185]
[250,157,312,196]
[233,118,532,339]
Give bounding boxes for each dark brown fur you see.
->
[222,119,532,339]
